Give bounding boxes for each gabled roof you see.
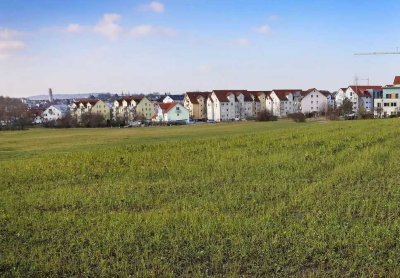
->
[158,102,179,113]
[248,91,272,97]
[212,90,247,102]
[241,91,254,102]
[349,86,382,97]
[320,90,331,97]
[272,89,301,101]
[165,95,184,101]
[301,88,330,98]
[131,95,145,103]
[51,104,69,112]
[74,99,99,107]
[185,92,211,104]
[394,76,400,85]
[349,85,382,91]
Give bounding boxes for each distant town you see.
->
[1,75,399,129]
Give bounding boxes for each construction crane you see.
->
[354,47,400,55]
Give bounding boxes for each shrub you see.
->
[256,111,278,122]
[287,112,306,123]
[326,107,340,121]
[80,113,107,128]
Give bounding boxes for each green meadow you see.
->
[2,120,400,276]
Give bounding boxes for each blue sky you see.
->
[0,0,399,97]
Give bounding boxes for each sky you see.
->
[0,0,400,97]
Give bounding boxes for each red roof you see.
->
[74,99,99,107]
[248,91,272,97]
[159,102,178,113]
[185,92,210,104]
[349,86,381,97]
[240,91,254,102]
[272,90,301,101]
[394,76,400,85]
[212,90,247,102]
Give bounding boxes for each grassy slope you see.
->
[1,120,400,276]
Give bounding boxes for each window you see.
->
[384,103,389,107]
[377,103,381,108]
[311,101,313,104]
[391,103,397,107]
[311,95,313,98]
[317,95,319,98]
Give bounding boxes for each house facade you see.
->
[207,90,237,121]
[135,96,155,120]
[113,96,142,121]
[154,102,189,122]
[42,105,68,122]
[270,90,302,117]
[374,76,400,117]
[300,89,329,114]
[71,99,111,121]
[184,92,210,120]
[335,88,348,107]
[345,86,381,113]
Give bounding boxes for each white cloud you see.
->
[255,25,271,34]
[63,13,176,40]
[140,1,165,13]
[0,28,20,39]
[93,13,123,39]
[130,25,176,37]
[0,40,25,60]
[234,38,251,46]
[0,28,25,60]
[66,23,82,33]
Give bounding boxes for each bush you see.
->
[80,113,107,128]
[326,107,340,121]
[256,110,278,122]
[288,112,306,123]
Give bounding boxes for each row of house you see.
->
[38,75,400,123]
[184,89,335,121]
[41,95,190,124]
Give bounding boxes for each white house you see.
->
[113,96,143,121]
[154,102,189,122]
[335,88,348,107]
[42,105,69,122]
[322,91,335,109]
[300,89,329,114]
[159,95,185,103]
[270,90,302,117]
[207,90,255,121]
[346,86,381,112]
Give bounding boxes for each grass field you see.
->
[2,120,400,276]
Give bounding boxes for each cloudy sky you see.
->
[1,0,400,97]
